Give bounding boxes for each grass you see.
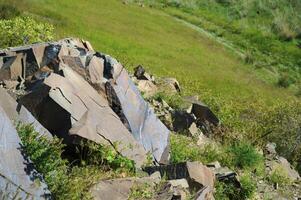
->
[134,0,301,88]
[3,0,300,172]
[1,0,301,198]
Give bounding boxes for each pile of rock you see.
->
[132,65,220,139]
[0,38,223,200]
[0,38,172,199]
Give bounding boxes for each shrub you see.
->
[240,174,256,198]
[214,174,256,200]
[0,16,54,48]
[277,73,295,88]
[170,134,228,165]
[227,142,263,169]
[170,134,200,163]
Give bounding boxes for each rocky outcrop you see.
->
[0,38,171,167]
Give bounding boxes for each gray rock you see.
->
[172,110,195,132]
[169,179,189,188]
[144,161,215,190]
[191,101,219,127]
[265,142,277,155]
[91,176,160,200]
[0,87,52,139]
[137,79,158,97]
[0,105,51,199]
[160,77,181,93]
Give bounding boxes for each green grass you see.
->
[3,0,301,170]
[133,0,301,88]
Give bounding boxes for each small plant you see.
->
[214,174,256,200]
[128,183,154,200]
[152,92,183,110]
[77,140,135,173]
[170,134,201,163]
[240,173,256,199]
[227,142,263,169]
[277,73,294,88]
[268,166,291,186]
[170,134,228,165]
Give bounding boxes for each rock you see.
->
[265,142,277,156]
[266,156,300,182]
[144,161,215,190]
[134,65,154,81]
[214,167,237,182]
[0,105,51,199]
[191,101,219,127]
[197,132,211,146]
[0,87,52,139]
[155,182,188,200]
[206,161,221,169]
[0,38,171,167]
[169,179,189,189]
[105,59,170,164]
[188,122,199,137]
[3,80,19,89]
[172,110,195,132]
[137,79,157,97]
[159,77,181,93]
[278,157,300,181]
[194,186,214,200]
[91,176,160,200]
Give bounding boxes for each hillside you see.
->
[0,0,300,199]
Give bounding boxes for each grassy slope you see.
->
[17,0,288,96]
[7,0,300,144]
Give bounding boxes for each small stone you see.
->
[188,122,199,137]
[206,161,221,169]
[137,80,157,97]
[265,142,277,155]
[168,179,189,189]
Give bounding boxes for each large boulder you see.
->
[0,38,171,166]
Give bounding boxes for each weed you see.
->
[268,166,291,186]
[277,73,295,88]
[128,183,153,200]
[227,142,263,169]
[214,173,256,200]
[151,92,184,110]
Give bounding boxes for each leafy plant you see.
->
[0,16,54,48]
[214,174,256,200]
[227,142,263,169]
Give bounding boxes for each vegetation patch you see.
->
[17,124,135,200]
[0,16,54,48]
[214,173,256,200]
